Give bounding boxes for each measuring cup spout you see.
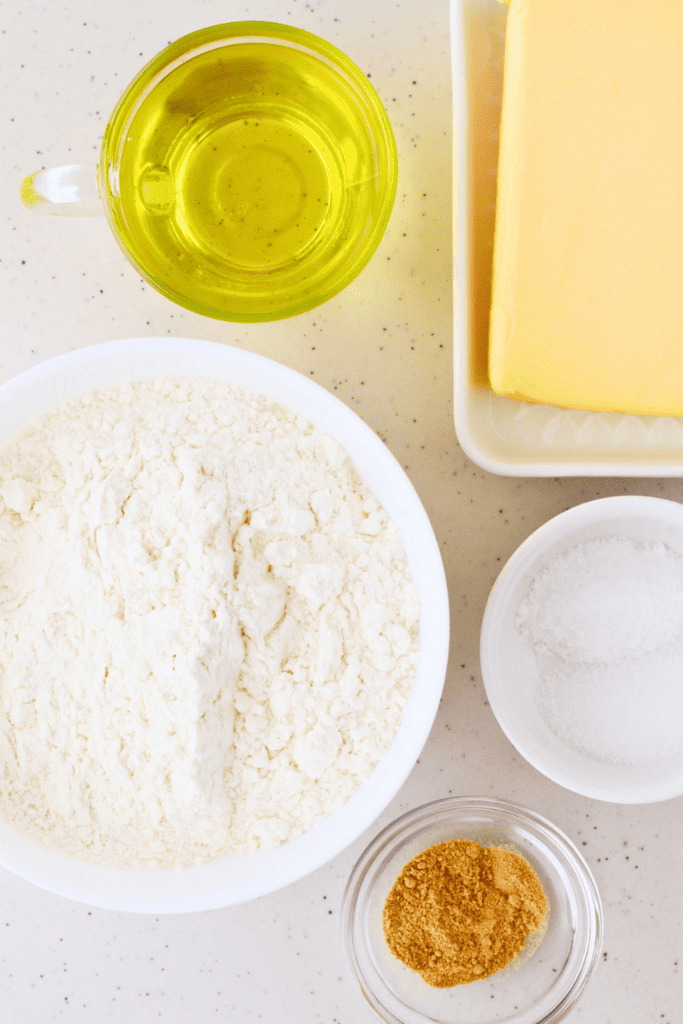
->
[20,164,102,216]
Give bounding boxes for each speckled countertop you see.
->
[0,0,681,1021]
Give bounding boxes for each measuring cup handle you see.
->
[20,164,103,216]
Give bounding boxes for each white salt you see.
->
[536,648,683,766]
[516,537,683,663]
[515,536,683,766]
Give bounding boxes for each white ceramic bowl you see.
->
[480,496,683,803]
[0,338,449,912]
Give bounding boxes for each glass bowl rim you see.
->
[341,795,603,1024]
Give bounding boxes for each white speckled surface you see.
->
[0,1,681,1021]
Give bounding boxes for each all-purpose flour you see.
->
[0,378,419,868]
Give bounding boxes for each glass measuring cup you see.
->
[20,22,397,323]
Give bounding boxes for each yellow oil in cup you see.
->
[21,23,398,322]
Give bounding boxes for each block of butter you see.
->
[489,0,683,417]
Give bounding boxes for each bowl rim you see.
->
[0,337,449,912]
[480,495,683,803]
[341,795,603,1024]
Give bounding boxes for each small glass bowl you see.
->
[341,797,602,1024]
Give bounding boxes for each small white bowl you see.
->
[480,496,683,803]
[0,338,449,912]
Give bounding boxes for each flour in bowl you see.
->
[0,378,419,868]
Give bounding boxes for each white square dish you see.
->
[452,0,683,476]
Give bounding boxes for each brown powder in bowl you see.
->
[382,839,548,988]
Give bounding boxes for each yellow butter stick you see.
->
[489,0,683,416]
